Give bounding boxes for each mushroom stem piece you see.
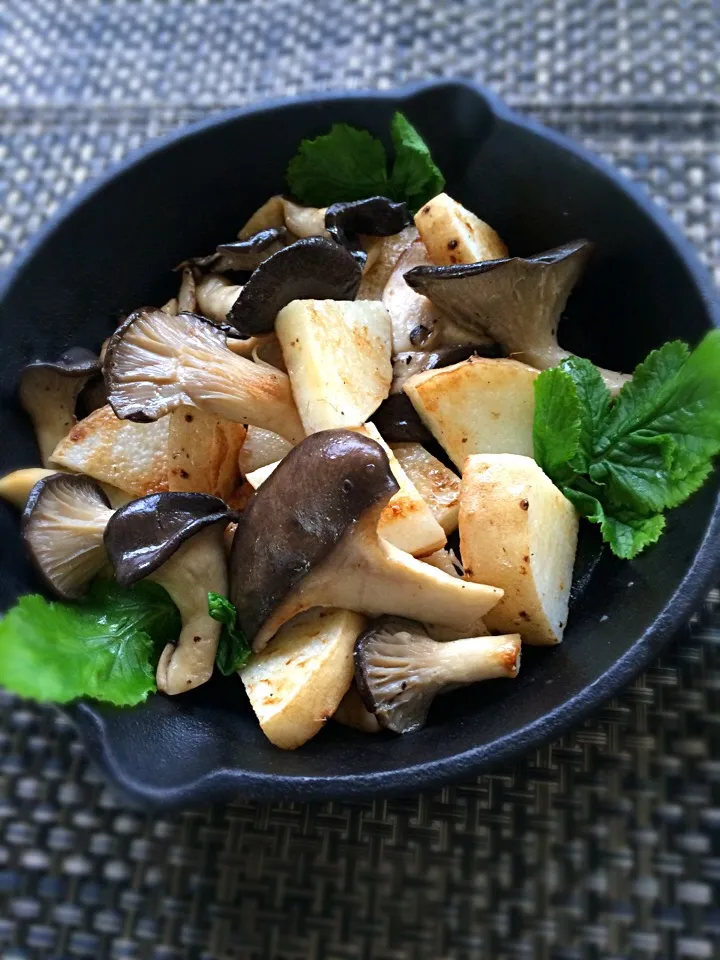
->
[19,348,102,466]
[405,240,630,394]
[354,616,521,733]
[104,309,304,443]
[0,468,58,510]
[153,525,228,695]
[104,491,232,694]
[230,429,502,650]
[195,274,242,325]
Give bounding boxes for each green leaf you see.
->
[562,487,605,524]
[559,356,611,471]
[208,592,251,675]
[389,112,445,213]
[0,580,179,706]
[593,333,720,513]
[286,123,390,207]
[600,511,666,560]
[533,367,582,483]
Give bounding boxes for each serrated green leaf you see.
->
[600,511,666,560]
[0,580,179,706]
[532,366,582,483]
[286,123,390,207]
[389,112,445,213]
[559,356,611,471]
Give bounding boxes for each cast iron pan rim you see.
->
[3,80,719,806]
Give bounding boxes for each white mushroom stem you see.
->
[152,525,227,696]
[195,273,242,324]
[253,503,502,649]
[424,634,522,684]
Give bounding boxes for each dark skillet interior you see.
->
[0,81,718,807]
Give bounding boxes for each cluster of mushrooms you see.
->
[1,189,630,749]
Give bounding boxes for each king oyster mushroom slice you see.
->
[104,492,232,695]
[325,197,408,266]
[180,227,288,275]
[104,308,304,444]
[404,239,630,393]
[23,473,114,600]
[354,616,522,734]
[373,343,493,445]
[230,430,502,651]
[19,348,102,466]
[226,237,362,336]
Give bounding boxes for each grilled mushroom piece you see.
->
[181,227,287,274]
[23,473,114,599]
[354,616,521,734]
[104,492,232,695]
[405,240,630,393]
[104,308,304,443]
[230,430,502,650]
[226,238,362,336]
[373,343,493,444]
[19,348,102,465]
[325,197,408,265]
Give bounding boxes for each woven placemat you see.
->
[1,3,720,958]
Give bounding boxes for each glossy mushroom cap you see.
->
[104,492,231,586]
[23,473,113,599]
[325,197,408,265]
[181,227,288,274]
[226,237,363,336]
[230,429,399,642]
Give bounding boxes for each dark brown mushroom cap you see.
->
[23,473,112,600]
[104,492,231,586]
[403,239,593,344]
[21,347,102,381]
[325,197,408,265]
[226,237,362,336]
[230,429,399,642]
[354,616,436,734]
[180,227,288,274]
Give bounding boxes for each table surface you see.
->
[1,2,719,958]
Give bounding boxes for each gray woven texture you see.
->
[1,2,720,958]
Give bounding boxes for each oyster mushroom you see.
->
[104,308,304,443]
[23,473,114,599]
[405,240,630,393]
[104,492,232,694]
[227,237,362,336]
[19,348,102,465]
[181,227,287,275]
[230,430,502,650]
[354,616,521,734]
[325,197,408,265]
